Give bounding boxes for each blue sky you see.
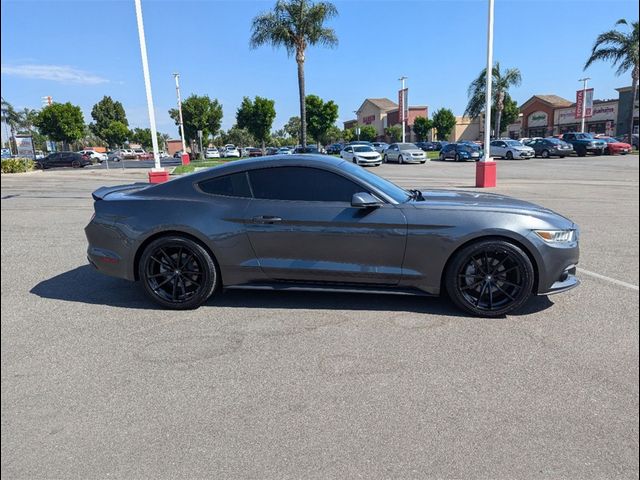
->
[1,0,638,139]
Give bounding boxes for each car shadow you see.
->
[30,265,555,317]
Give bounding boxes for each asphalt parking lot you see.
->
[2,155,638,479]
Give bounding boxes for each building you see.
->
[519,95,573,137]
[449,115,483,142]
[344,97,428,142]
[615,85,639,137]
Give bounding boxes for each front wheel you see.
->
[71,160,81,168]
[454,153,460,162]
[506,151,513,160]
[541,149,550,158]
[398,155,404,164]
[139,236,218,310]
[445,239,535,317]
[383,155,388,163]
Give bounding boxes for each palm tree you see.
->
[18,107,39,132]
[250,0,338,147]
[465,62,522,138]
[585,19,639,141]
[1,98,21,153]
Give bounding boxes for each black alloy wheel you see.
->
[139,236,218,309]
[446,239,534,317]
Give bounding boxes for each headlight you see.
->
[534,229,575,243]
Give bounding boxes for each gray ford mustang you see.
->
[85,155,579,317]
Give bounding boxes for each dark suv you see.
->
[36,152,93,169]
[561,132,606,157]
[439,143,482,162]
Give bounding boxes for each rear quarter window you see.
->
[198,172,252,198]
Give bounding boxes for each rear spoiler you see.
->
[92,183,150,201]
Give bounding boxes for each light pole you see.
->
[133,0,165,182]
[578,77,590,133]
[173,73,189,165]
[353,110,360,140]
[476,0,496,188]
[398,76,407,143]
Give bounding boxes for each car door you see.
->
[342,145,353,161]
[243,166,408,285]
[387,144,399,162]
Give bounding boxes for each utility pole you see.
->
[173,73,189,165]
[398,76,407,143]
[133,0,164,182]
[578,77,590,133]
[476,0,496,188]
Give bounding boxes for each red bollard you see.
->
[181,153,190,165]
[475,161,497,188]
[148,169,169,183]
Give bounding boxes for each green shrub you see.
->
[1,158,35,173]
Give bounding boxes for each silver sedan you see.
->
[383,143,427,164]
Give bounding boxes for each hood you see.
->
[410,190,573,225]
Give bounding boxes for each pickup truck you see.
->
[561,132,607,157]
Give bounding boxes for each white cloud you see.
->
[1,64,109,85]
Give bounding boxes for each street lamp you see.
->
[578,77,591,133]
[133,0,165,183]
[476,0,496,188]
[398,76,407,143]
[173,73,189,165]
[353,110,360,140]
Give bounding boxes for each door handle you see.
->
[252,215,283,224]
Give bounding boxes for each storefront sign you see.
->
[528,111,548,127]
[398,88,408,122]
[575,88,594,119]
[15,135,35,158]
[558,103,617,124]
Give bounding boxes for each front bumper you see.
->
[537,265,580,295]
[355,157,382,166]
[514,151,534,159]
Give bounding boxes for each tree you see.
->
[1,98,21,152]
[432,108,457,141]
[491,93,518,136]
[412,116,434,141]
[250,0,338,147]
[323,125,342,143]
[236,96,277,150]
[102,121,130,148]
[35,102,86,147]
[90,96,128,143]
[342,127,354,142]
[305,94,339,145]
[169,94,223,146]
[465,62,522,138]
[224,126,255,148]
[358,125,377,142]
[585,19,639,139]
[283,116,301,141]
[384,125,403,142]
[130,127,165,150]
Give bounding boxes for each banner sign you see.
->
[575,88,594,119]
[15,135,35,158]
[398,88,408,122]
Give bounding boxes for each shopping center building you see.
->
[344,98,428,142]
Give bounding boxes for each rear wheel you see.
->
[399,155,404,164]
[445,239,535,317]
[71,160,81,168]
[454,153,460,162]
[439,153,445,161]
[577,147,587,157]
[383,154,388,163]
[541,149,550,158]
[139,236,218,310]
[506,151,513,160]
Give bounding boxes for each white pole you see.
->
[173,73,187,154]
[579,77,590,133]
[482,0,495,162]
[134,0,160,170]
[399,76,407,143]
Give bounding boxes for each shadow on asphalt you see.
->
[30,264,554,317]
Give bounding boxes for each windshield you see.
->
[505,140,523,147]
[575,133,593,139]
[354,146,375,152]
[340,161,409,203]
[600,137,616,143]
[398,143,418,150]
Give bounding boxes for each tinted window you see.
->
[199,172,251,197]
[249,167,362,202]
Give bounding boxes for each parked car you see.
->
[276,147,293,155]
[439,143,482,162]
[223,145,240,158]
[294,145,322,154]
[340,144,382,166]
[205,147,220,159]
[489,139,535,160]
[615,133,639,149]
[265,147,279,155]
[1,148,11,159]
[248,148,263,157]
[120,148,137,159]
[173,150,184,159]
[325,143,343,155]
[34,150,45,160]
[528,138,574,158]
[106,150,124,162]
[415,141,439,151]
[36,151,92,169]
[78,149,108,163]
[561,132,606,157]
[86,155,580,317]
[383,143,427,164]
[431,141,448,151]
[371,142,389,153]
[347,141,373,147]
[157,150,168,158]
[596,136,632,155]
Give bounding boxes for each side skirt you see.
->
[224,281,436,297]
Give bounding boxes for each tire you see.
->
[541,149,550,158]
[383,155,388,163]
[399,155,404,164]
[506,151,513,160]
[439,153,445,161]
[71,160,81,168]
[445,239,535,317]
[139,236,218,310]
[454,153,460,162]
[559,155,565,158]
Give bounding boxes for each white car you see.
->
[276,147,292,155]
[223,145,240,158]
[371,142,389,153]
[489,139,535,159]
[383,143,427,164]
[340,145,382,166]
[205,147,220,159]
[78,149,108,162]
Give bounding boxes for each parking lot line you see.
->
[578,267,639,291]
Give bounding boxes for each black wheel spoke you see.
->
[488,283,494,309]
[494,265,519,277]
[154,275,174,290]
[171,277,178,300]
[159,248,176,268]
[497,279,522,289]
[461,279,484,291]
[148,272,170,279]
[180,253,194,269]
[475,281,488,307]
[490,253,510,275]
[178,275,186,298]
[495,283,516,301]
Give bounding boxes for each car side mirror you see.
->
[351,192,382,208]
